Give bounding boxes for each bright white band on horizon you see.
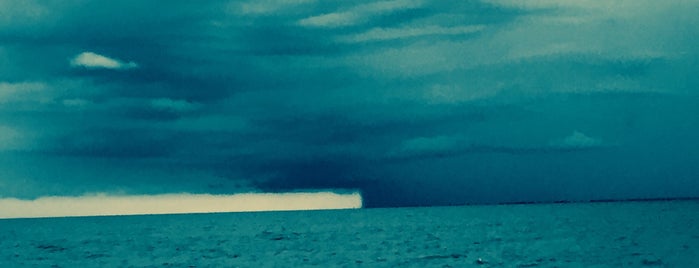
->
[0,192,363,219]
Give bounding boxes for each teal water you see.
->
[2,201,698,267]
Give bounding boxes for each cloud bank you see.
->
[0,192,362,219]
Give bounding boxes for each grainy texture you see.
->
[2,201,698,267]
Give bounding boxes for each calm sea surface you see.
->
[2,201,698,267]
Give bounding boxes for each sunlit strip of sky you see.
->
[0,192,363,219]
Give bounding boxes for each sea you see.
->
[2,200,698,267]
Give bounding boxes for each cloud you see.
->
[485,0,699,63]
[234,0,315,15]
[0,81,48,104]
[550,131,603,149]
[69,52,138,70]
[298,12,360,28]
[0,192,362,219]
[298,0,423,28]
[338,25,485,43]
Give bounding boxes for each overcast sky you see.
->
[1,0,699,207]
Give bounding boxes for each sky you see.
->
[1,0,699,208]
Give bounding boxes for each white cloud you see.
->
[339,25,485,43]
[234,0,315,15]
[70,52,138,70]
[486,0,676,18]
[0,192,363,219]
[298,0,423,28]
[343,1,698,84]
[0,81,49,104]
[550,131,603,149]
[299,12,360,28]
[484,0,699,63]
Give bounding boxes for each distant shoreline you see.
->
[364,196,699,210]
[448,196,699,208]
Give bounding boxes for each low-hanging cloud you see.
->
[0,192,362,219]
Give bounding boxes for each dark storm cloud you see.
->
[2,0,699,206]
[49,128,180,158]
